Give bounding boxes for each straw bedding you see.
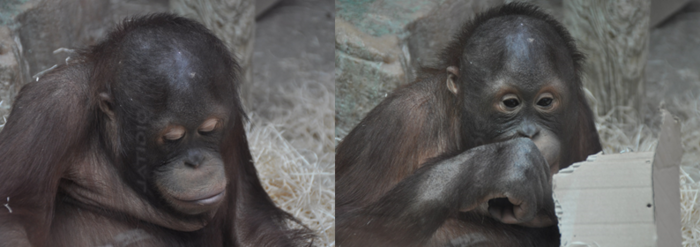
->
[591,91,700,246]
[246,79,335,246]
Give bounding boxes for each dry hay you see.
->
[674,95,700,247]
[589,89,700,246]
[244,70,335,246]
[247,120,334,246]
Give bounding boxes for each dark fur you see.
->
[337,3,601,247]
[0,14,311,246]
[439,3,584,75]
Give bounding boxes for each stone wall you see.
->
[334,0,502,140]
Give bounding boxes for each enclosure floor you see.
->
[246,1,335,246]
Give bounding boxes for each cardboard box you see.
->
[553,110,682,246]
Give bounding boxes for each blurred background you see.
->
[0,0,334,246]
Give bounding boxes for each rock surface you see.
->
[334,0,502,140]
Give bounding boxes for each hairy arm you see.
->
[0,64,90,246]
[336,72,459,210]
[336,73,554,246]
[221,118,312,246]
[338,138,551,246]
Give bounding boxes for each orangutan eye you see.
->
[537,97,553,107]
[163,126,186,141]
[198,118,219,133]
[503,98,520,108]
[500,94,520,110]
[536,92,556,110]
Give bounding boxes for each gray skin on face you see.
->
[448,16,572,179]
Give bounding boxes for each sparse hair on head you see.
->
[439,2,584,75]
[83,13,241,101]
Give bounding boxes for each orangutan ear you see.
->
[98,92,115,119]
[446,66,459,95]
